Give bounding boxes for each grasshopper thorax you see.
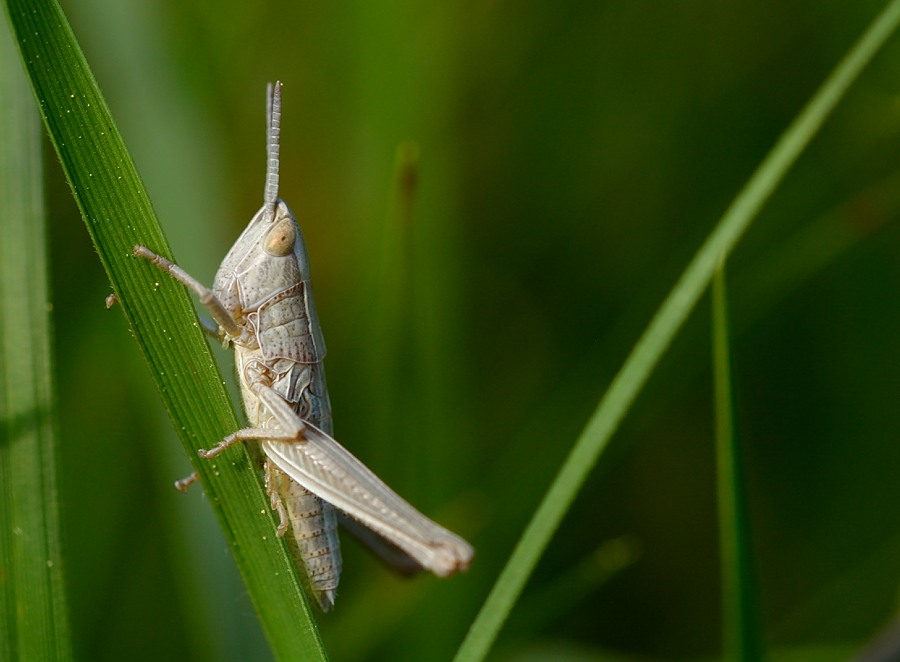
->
[212,199,312,326]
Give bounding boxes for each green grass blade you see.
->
[453,2,900,660]
[1,0,328,658]
[712,265,761,661]
[0,16,72,662]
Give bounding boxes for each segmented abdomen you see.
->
[266,357,341,611]
[268,462,341,611]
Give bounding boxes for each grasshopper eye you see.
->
[264,218,296,256]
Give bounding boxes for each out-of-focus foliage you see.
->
[0,15,72,661]
[37,0,900,659]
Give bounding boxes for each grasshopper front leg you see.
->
[133,245,243,492]
[133,246,242,339]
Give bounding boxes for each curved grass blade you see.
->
[0,16,72,661]
[1,0,328,658]
[454,2,900,659]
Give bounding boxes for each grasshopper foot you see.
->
[174,471,199,492]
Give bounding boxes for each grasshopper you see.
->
[134,81,473,611]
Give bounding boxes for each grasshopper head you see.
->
[212,82,315,321]
[212,198,312,319]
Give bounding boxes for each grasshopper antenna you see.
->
[264,81,282,221]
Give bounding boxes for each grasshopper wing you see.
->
[337,513,425,576]
[261,426,473,577]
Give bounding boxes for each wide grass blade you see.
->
[0,16,72,662]
[712,265,761,661]
[1,0,328,658]
[454,2,900,659]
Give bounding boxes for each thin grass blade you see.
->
[364,141,419,460]
[712,264,761,661]
[454,2,900,659]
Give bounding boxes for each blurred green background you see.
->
[40,0,900,659]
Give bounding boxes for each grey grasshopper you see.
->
[134,81,473,611]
